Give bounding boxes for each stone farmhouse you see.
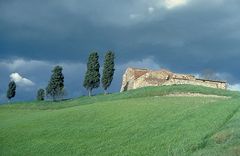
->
[120,68,227,92]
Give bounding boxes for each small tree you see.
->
[7,81,16,102]
[83,52,100,96]
[101,51,115,94]
[37,89,45,101]
[46,66,65,101]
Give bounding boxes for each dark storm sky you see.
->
[1,0,240,103]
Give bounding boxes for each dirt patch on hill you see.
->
[164,93,231,99]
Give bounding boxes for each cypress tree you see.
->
[101,51,115,94]
[7,81,16,101]
[37,89,45,101]
[46,66,65,101]
[83,52,100,96]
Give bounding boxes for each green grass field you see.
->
[1,85,240,156]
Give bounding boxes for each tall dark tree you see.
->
[46,66,65,101]
[37,89,45,101]
[83,52,100,96]
[7,81,16,101]
[101,51,115,94]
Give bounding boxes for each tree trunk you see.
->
[53,96,56,102]
[88,89,92,97]
[104,89,107,95]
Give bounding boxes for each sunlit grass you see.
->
[0,85,240,156]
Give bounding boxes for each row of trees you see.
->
[36,51,115,101]
[7,51,115,102]
[84,51,115,96]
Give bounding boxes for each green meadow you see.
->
[1,85,240,156]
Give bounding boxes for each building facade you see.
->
[120,68,227,92]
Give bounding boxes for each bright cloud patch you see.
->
[0,59,51,72]
[10,73,35,87]
[117,57,161,71]
[129,14,140,19]
[148,7,155,14]
[228,84,240,91]
[164,0,188,9]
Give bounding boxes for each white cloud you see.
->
[0,59,51,72]
[129,14,140,19]
[0,58,86,89]
[164,0,188,9]
[148,7,155,14]
[0,59,85,73]
[228,84,240,91]
[10,73,35,87]
[192,73,201,79]
[117,57,162,71]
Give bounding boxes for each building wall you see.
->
[132,72,168,89]
[120,68,227,92]
[163,78,227,89]
[120,68,148,92]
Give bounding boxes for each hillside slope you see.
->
[0,85,240,156]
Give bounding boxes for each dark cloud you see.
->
[1,0,240,102]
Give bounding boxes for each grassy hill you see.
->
[1,85,240,156]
